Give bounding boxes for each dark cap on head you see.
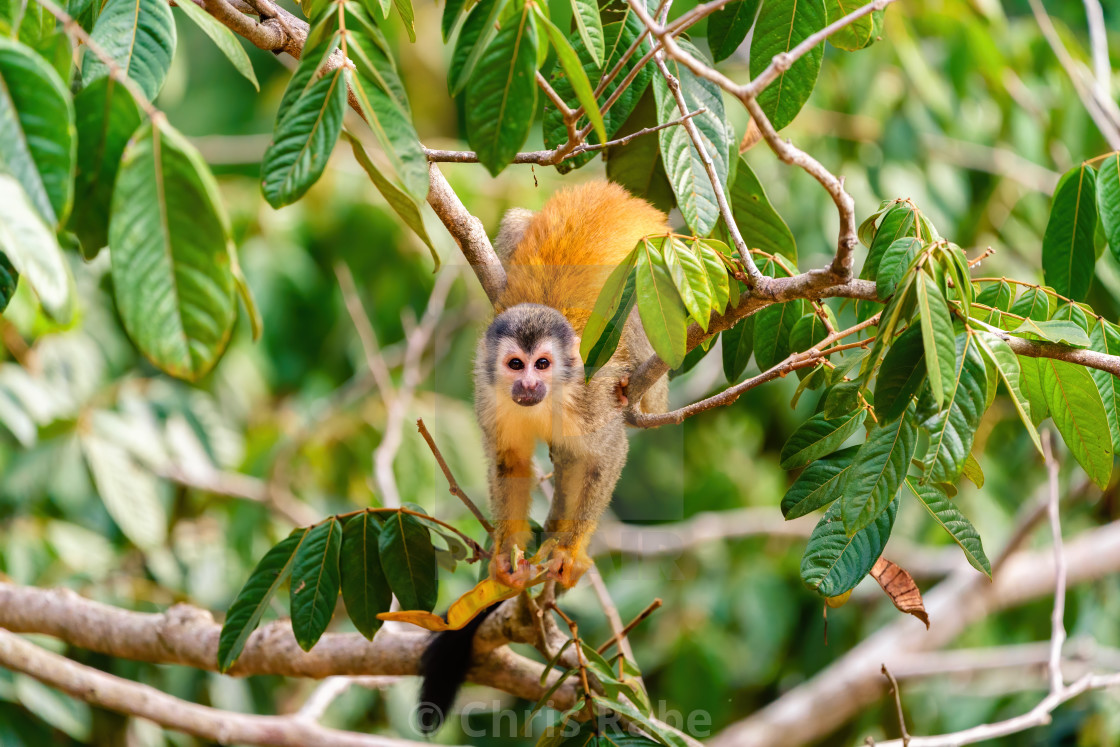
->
[486,303,574,353]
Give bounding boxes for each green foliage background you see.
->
[2,0,1120,744]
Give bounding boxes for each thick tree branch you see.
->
[425,163,506,304]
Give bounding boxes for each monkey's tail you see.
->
[416,602,501,734]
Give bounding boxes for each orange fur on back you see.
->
[499,180,669,334]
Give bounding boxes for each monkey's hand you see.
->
[490,548,532,589]
[546,545,593,588]
[614,376,629,408]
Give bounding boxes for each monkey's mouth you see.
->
[511,388,546,406]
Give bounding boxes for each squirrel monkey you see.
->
[475,180,670,588]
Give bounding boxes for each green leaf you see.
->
[1098,153,1120,264]
[261,50,347,208]
[635,238,689,369]
[916,272,957,408]
[605,90,675,211]
[343,9,428,202]
[780,408,866,469]
[532,6,605,144]
[80,423,166,550]
[582,246,639,362]
[464,1,538,176]
[661,236,713,330]
[873,326,923,423]
[876,237,922,300]
[825,0,877,50]
[749,0,826,130]
[379,510,438,612]
[698,239,731,313]
[841,409,917,535]
[921,333,987,484]
[1040,358,1114,489]
[789,312,828,379]
[590,695,689,747]
[729,156,797,262]
[109,120,237,381]
[801,492,897,597]
[82,0,175,101]
[584,266,637,378]
[394,0,416,42]
[709,0,759,62]
[1009,286,1053,321]
[1042,164,1097,301]
[172,0,258,90]
[1010,318,1091,347]
[0,174,72,318]
[653,40,729,235]
[781,445,858,519]
[974,331,1044,456]
[343,132,436,267]
[569,0,604,68]
[0,252,16,313]
[340,513,392,640]
[447,0,507,96]
[0,37,75,227]
[1089,319,1120,452]
[754,299,807,370]
[974,279,1013,327]
[861,201,920,281]
[67,77,142,258]
[906,479,990,577]
[290,519,342,651]
[722,316,754,383]
[441,0,466,41]
[217,528,309,672]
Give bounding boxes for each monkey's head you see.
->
[483,304,581,407]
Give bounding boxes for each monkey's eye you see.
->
[535,358,550,370]
[508,358,524,371]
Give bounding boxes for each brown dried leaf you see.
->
[870,557,930,629]
[739,117,761,153]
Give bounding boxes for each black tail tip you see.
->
[415,701,445,735]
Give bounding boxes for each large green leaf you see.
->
[291,518,343,651]
[825,0,878,50]
[801,492,897,597]
[875,325,925,423]
[379,511,438,612]
[1009,285,1053,321]
[82,0,175,101]
[345,7,428,202]
[915,272,957,408]
[1099,153,1120,264]
[921,333,987,484]
[974,331,1043,456]
[906,479,990,577]
[0,174,71,318]
[532,6,605,144]
[80,424,166,550]
[780,408,866,469]
[1010,318,1090,347]
[68,77,142,258]
[653,40,729,236]
[860,201,921,281]
[635,239,689,369]
[1042,164,1097,301]
[709,0,759,62]
[261,48,347,208]
[1040,358,1113,489]
[781,445,858,519]
[754,299,807,371]
[749,0,826,130]
[973,279,1013,327]
[464,1,538,176]
[698,239,731,313]
[841,409,916,535]
[172,0,258,90]
[1089,320,1120,452]
[876,237,921,300]
[448,0,508,96]
[722,316,754,383]
[340,513,393,640]
[217,529,309,672]
[109,120,237,381]
[0,37,75,227]
[729,156,797,262]
[582,247,638,364]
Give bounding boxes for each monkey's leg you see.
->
[489,446,535,587]
[544,422,628,587]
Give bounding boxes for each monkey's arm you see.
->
[543,419,628,587]
[488,444,536,585]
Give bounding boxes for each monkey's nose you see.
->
[512,381,545,406]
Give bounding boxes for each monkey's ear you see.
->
[494,208,534,264]
[569,335,581,361]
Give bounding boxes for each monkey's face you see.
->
[484,304,580,408]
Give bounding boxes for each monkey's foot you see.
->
[490,552,532,589]
[614,376,630,408]
[546,547,593,588]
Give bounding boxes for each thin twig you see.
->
[1042,430,1067,694]
[597,598,663,655]
[586,565,637,664]
[416,418,494,534]
[881,664,911,746]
